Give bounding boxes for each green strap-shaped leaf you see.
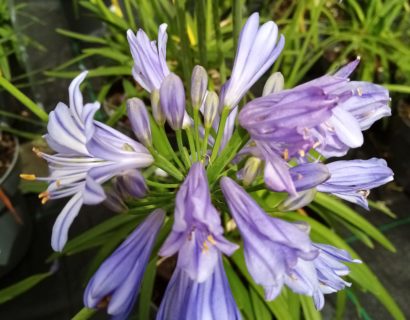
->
[0,272,51,304]
[299,295,321,320]
[314,192,396,252]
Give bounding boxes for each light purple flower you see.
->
[157,255,241,320]
[317,158,394,209]
[160,163,238,282]
[191,65,208,109]
[160,73,186,130]
[302,58,391,157]
[84,210,164,319]
[127,98,152,147]
[285,243,360,310]
[30,72,154,251]
[239,86,338,194]
[220,177,318,300]
[127,24,170,92]
[221,12,285,109]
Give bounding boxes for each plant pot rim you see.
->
[0,132,19,186]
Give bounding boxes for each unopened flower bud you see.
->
[203,91,219,128]
[243,157,262,186]
[160,73,186,130]
[127,98,152,147]
[191,65,208,109]
[116,169,148,198]
[151,89,165,125]
[262,72,284,96]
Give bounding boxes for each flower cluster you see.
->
[23,12,394,320]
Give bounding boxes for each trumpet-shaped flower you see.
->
[22,72,153,252]
[221,12,285,109]
[84,210,164,319]
[220,177,318,299]
[127,24,170,92]
[157,255,241,320]
[317,158,394,209]
[160,163,238,282]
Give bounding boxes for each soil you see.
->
[0,132,16,177]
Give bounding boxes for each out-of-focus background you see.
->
[0,0,409,319]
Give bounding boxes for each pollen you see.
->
[32,147,42,157]
[39,191,49,199]
[41,196,49,205]
[202,241,209,253]
[56,180,62,187]
[357,87,363,96]
[20,174,36,180]
[298,149,305,157]
[312,141,321,149]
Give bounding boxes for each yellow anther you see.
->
[357,87,363,96]
[32,147,42,157]
[298,150,305,157]
[39,191,49,199]
[202,241,209,253]
[207,235,217,245]
[20,174,36,180]
[122,143,135,152]
[312,141,321,149]
[56,180,62,187]
[41,196,49,205]
[283,149,289,160]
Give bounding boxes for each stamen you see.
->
[202,241,209,253]
[207,234,216,245]
[298,149,305,157]
[358,189,370,198]
[32,147,42,157]
[56,180,62,187]
[41,196,49,205]
[20,174,36,180]
[357,87,363,96]
[312,141,321,149]
[283,149,289,160]
[122,143,135,152]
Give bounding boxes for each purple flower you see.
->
[157,254,241,320]
[317,158,394,209]
[159,73,186,130]
[127,24,170,92]
[127,98,152,147]
[24,72,154,251]
[160,163,238,282]
[284,243,360,310]
[191,65,208,109]
[302,58,390,157]
[221,12,284,109]
[84,210,164,319]
[220,177,318,299]
[239,86,338,194]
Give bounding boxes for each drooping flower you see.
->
[157,255,241,320]
[220,176,318,299]
[284,243,360,310]
[84,210,165,319]
[127,24,170,92]
[317,158,394,209]
[21,72,154,251]
[160,163,238,282]
[221,12,285,109]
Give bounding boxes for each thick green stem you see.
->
[210,107,230,163]
[193,108,202,156]
[148,146,184,181]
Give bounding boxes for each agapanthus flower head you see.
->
[160,163,238,282]
[221,12,285,109]
[157,254,241,320]
[127,24,169,92]
[84,209,164,319]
